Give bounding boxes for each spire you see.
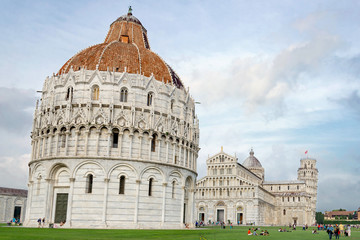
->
[128,6,133,15]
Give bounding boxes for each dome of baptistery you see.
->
[25,8,199,229]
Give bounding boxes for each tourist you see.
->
[248,228,252,235]
[339,224,344,236]
[264,230,269,236]
[303,224,306,230]
[347,225,351,237]
[37,218,42,228]
[42,217,45,228]
[334,227,340,239]
[327,225,334,239]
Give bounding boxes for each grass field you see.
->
[0,226,359,240]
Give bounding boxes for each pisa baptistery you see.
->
[24,8,199,229]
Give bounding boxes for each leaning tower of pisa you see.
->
[297,158,318,224]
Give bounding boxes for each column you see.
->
[36,138,41,159]
[148,136,153,160]
[157,139,161,162]
[179,144,182,166]
[187,148,190,168]
[65,131,70,156]
[95,130,100,156]
[67,178,75,227]
[180,186,185,224]
[84,130,89,156]
[134,180,141,224]
[165,140,169,163]
[41,136,46,157]
[172,142,176,164]
[107,131,111,157]
[47,134,52,156]
[129,134,133,158]
[102,178,110,227]
[74,131,79,156]
[190,188,195,226]
[55,133,59,155]
[43,179,52,225]
[24,181,34,225]
[138,135,143,159]
[161,183,167,224]
[118,133,123,157]
[31,140,36,160]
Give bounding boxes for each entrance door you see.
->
[54,193,68,223]
[237,213,243,224]
[217,209,224,222]
[199,213,205,222]
[293,219,297,225]
[13,206,21,220]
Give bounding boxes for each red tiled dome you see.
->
[58,11,183,89]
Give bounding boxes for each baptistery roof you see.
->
[242,149,262,168]
[58,8,184,89]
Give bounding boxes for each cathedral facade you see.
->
[195,148,318,226]
[24,9,199,229]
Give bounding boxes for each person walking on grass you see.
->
[334,227,340,239]
[328,225,334,240]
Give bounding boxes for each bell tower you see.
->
[297,158,318,223]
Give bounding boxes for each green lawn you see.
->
[0,226,359,240]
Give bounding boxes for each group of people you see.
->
[37,217,66,228]
[326,224,352,239]
[7,218,21,226]
[37,218,45,228]
[248,228,269,236]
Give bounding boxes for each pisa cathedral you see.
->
[24,8,317,228]
[195,148,318,226]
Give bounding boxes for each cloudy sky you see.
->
[0,0,359,212]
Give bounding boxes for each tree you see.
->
[348,213,353,220]
[316,212,324,224]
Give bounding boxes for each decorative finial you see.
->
[250,148,254,155]
[221,146,223,152]
[128,6,133,15]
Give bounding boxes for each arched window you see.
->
[112,129,119,148]
[120,88,128,102]
[283,209,286,215]
[311,172,314,177]
[148,178,153,196]
[297,185,299,190]
[311,164,313,169]
[278,186,281,190]
[66,87,73,101]
[147,92,153,106]
[86,174,93,193]
[172,181,176,198]
[151,134,156,152]
[303,172,305,177]
[270,186,273,191]
[92,85,99,100]
[288,186,290,190]
[119,176,125,194]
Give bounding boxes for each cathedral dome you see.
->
[242,149,262,168]
[58,9,184,89]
